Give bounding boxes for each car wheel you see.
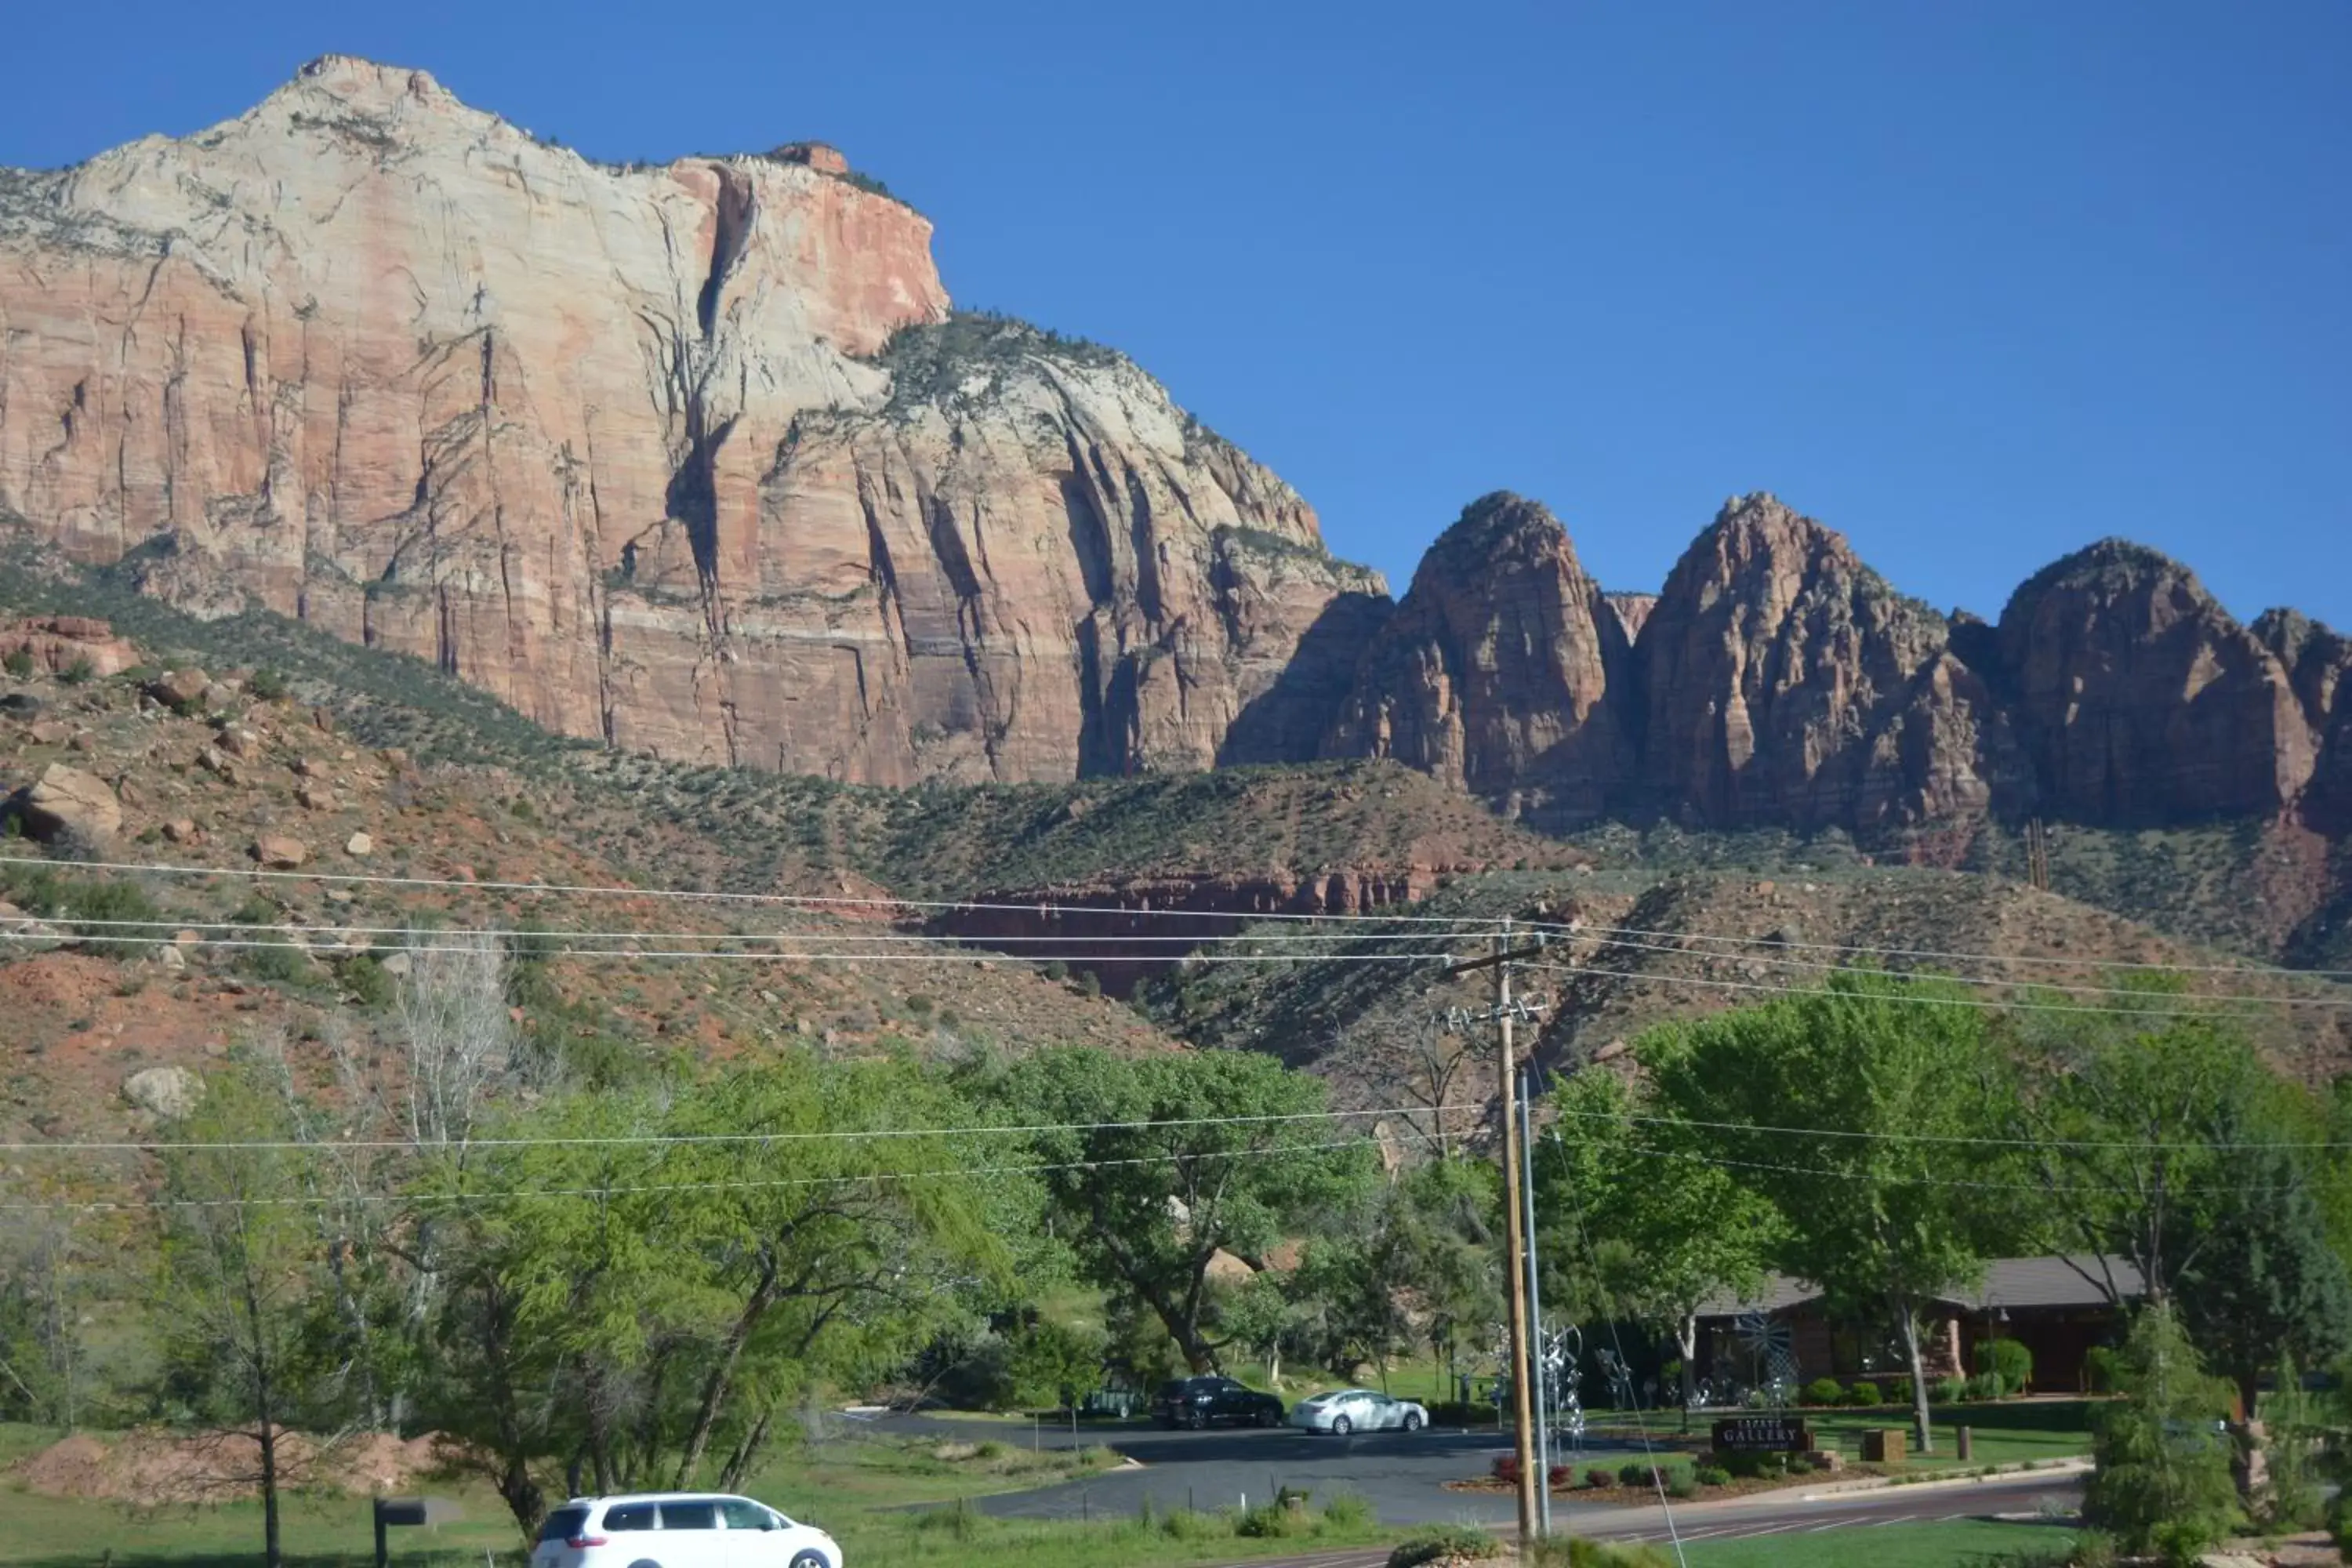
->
[1330,1415,1352,1436]
[1185,1407,1205,1429]
[1403,1411,1423,1432]
[1258,1406,1279,1427]
[789,1553,829,1568]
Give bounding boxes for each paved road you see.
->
[857,1413,2083,1545]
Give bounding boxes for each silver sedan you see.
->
[1289,1388,1429,1436]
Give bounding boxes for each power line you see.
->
[1552,930,2352,1009]
[0,927,1454,964]
[1600,1141,2299,1196]
[1524,911,2352,985]
[0,1134,1373,1214]
[1544,1104,2352,1154]
[0,1101,1483,1156]
[1526,961,2328,1021]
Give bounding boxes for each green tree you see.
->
[151,1072,347,1568]
[1640,975,2024,1453]
[1003,1317,1107,1410]
[2009,988,2284,1308]
[2082,1305,2241,1566]
[1002,1047,1374,1372]
[415,1056,1007,1537]
[1535,1069,1780,1426]
[2172,1134,2352,1420]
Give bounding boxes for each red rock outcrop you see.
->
[1635,494,2023,831]
[1996,541,2316,824]
[0,617,140,677]
[0,57,1382,783]
[1319,493,1632,823]
[2255,608,2352,829]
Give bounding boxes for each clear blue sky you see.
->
[6,2,2347,627]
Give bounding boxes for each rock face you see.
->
[0,617,140,677]
[1997,541,2315,823]
[1328,492,2333,837]
[1321,494,1632,822]
[122,1066,204,1120]
[2255,608,2352,829]
[1634,494,2020,832]
[0,57,1381,783]
[17,762,122,843]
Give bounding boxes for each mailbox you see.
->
[373,1495,461,1566]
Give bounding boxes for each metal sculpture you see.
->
[1734,1310,1798,1410]
[1541,1323,1585,1451]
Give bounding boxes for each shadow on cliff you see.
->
[1217,593,1392,767]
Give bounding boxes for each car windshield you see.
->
[537,1507,590,1543]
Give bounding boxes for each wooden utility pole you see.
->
[1444,919,1549,1553]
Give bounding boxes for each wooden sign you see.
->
[1711,1416,1813,1453]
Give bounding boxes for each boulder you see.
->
[344,831,374,858]
[18,763,122,844]
[251,835,308,869]
[163,818,199,844]
[296,783,335,811]
[122,1066,204,1120]
[147,669,211,712]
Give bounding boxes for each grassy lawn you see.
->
[0,1423,1388,1567]
[1793,1401,2096,1471]
[1675,1520,2077,1566]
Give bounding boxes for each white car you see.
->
[530,1493,841,1568]
[1289,1388,1429,1435]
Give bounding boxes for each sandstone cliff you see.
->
[1320,493,1631,821]
[2256,607,2352,829]
[1635,493,2021,832]
[0,57,1382,782]
[1996,540,2315,823]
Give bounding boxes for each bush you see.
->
[1156,1508,1221,1541]
[1618,1461,1670,1488]
[1664,1472,1699,1499]
[245,666,289,700]
[2081,1306,2239,1566]
[1492,1454,1520,1485]
[1547,1464,1573,1490]
[1933,1376,1969,1404]
[59,656,93,685]
[1320,1491,1373,1529]
[1584,1466,1615,1489]
[1530,1540,1675,1567]
[1887,1375,1915,1406]
[1234,1501,1308,1539]
[1846,1380,1882,1406]
[1984,1338,2034,1394]
[1693,1465,1731,1486]
[1965,1371,2008,1403]
[1803,1377,1846,1406]
[3,648,34,679]
[2085,1345,2122,1394]
[1715,1450,1772,1479]
[1388,1525,1504,1566]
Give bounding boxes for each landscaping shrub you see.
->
[1787,1455,1817,1475]
[1584,1466,1615,1489]
[1803,1377,1846,1406]
[1933,1375,1969,1404]
[1664,1472,1699,1498]
[1715,1450,1770,1479]
[2085,1345,2121,1394]
[1618,1461,1671,1488]
[1530,1540,1675,1567]
[1547,1464,1573,1490]
[1493,1454,1520,1485]
[1888,1374,1915,1406]
[1693,1465,1731,1486]
[1428,1399,1496,1426]
[1984,1338,2033,1394]
[1388,1525,1504,1565]
[1234,1501,1308,1538]
[1846,1379,1882,1406]
[1965,1370,2008,1402]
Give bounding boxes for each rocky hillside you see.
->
[0,58,1383,785]
[1324,492,2350,842]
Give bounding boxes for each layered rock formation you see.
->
[1634,494,2020,832]
[1997,541,2315,824]
[0,57,1382,782]
[1320,493,1631,820]
[1323,493,2332,837]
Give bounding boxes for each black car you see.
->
[1152,1375,1287,1429]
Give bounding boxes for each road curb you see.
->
[1796,1457,2091,1502]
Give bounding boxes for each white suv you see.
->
[530,1494,842,1568]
